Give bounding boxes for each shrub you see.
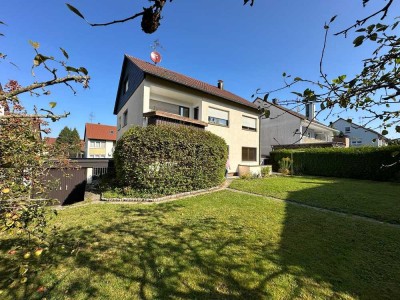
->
[270,146,400,181]
[113,125,227,196]
[261,166,271,177]
[278,157,292,175]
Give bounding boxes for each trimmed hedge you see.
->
[270,146,400,181]
[114,125,227,196]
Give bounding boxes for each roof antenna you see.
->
[150,39,163,65]
[89,112,95,123]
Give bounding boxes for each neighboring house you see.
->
[113,55,260,173]
[332,118,389,147]
[84,123,117,158]
[254,99,339,156]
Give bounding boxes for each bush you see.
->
[261,166,271,177]
[113,125,227,196]
[270,146,400,181]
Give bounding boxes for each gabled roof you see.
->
[255,98,337,131]
[84,123,117,141]
[44,137,57,145]
[125,55,258,110]
[332,118,390,140]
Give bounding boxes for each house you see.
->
[84,123,117,158]
[332,118,389,147]
[254,99,339,156]
[113,55,260,173]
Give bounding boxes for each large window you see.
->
[208,107,229,127]
[90,141,106,148]
[123,109,128,127]
[179,106,190,118]
[242,147,257,161]
[242,116,257,131]
[345,126,351,133]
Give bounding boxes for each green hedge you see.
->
[270,146,400,181]
[114,125,227,196]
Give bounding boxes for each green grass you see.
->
[1,189,400,299]
[230,176,400,224]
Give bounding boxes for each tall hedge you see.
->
[114,125,227,195]
[270,146,400,181]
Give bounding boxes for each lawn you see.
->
[230,176,400,224]
[1,189,400,299]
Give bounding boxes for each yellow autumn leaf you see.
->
[2,188,10,194]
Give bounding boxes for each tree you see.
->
[56,126,81,158]
[0,38,89,289]
[253,0,399,138]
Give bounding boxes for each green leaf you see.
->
[66,4,85,19]
[395,126,400,133]
[263,93,269,102]
[49,102,57,108]
[33,54,50,66]
[353,35,365,47]
[29,40,40,49]
[330,15,337,23]
[381,129,388,135]
[264,109,271,118]
[282,72,286,77]
[392,151,400,158]
[78,67,88,75]
[66,66,79,73]
[60,47,69,59]
[291,92,303,97]
[294,77,302,82]
[369,33,378,41]
[320,102,326,110]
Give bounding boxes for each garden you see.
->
[1,176,400,299]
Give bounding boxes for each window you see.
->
[242,147,257,161]
[194,107,199,120]
[123,109,128,127]
[345,126,351,133]
[208,107,229,127]
[242,116,257,131]
[351,138,362,145]
[90,141,106,148]
[179,106,190,118]
[123,78,129,94]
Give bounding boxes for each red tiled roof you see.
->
[126,55,258,110]
[85,123,117,141]
[44,137,57,145]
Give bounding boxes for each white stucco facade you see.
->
[255,99,338,156]
[332,118,389,147]
[116,77,260,173]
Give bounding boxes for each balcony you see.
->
[143,111,208,129]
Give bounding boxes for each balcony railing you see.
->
[143,111,208,129]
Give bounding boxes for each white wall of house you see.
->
[85,139,114,158]
[256,102,301,156]
[332,119,387,147]
[117,81,146,139]
[117,77,260,173]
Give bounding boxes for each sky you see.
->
[1,0,399,139]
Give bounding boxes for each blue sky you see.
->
[1,0,399,138]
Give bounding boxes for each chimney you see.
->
[305,103,315,121]
[217,80,224,90]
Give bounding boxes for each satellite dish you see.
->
[150,51,162,64]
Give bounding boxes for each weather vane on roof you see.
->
[150,39,163,65]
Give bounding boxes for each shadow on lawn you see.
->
[0,203,281,299]
[278,183,400,299]
[2,184,400,299]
